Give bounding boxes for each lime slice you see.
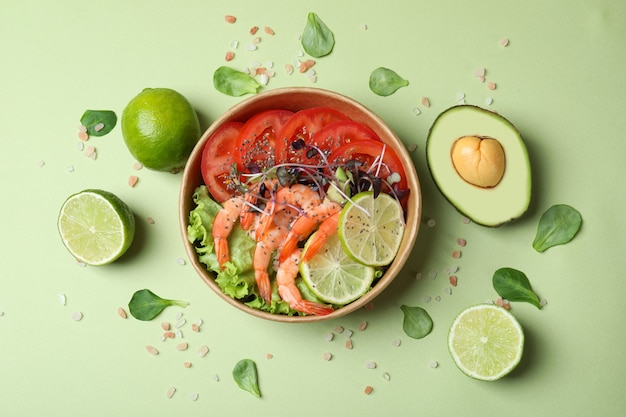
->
[57,189,135,266]
[300,233,375,305]
[448,304,524,381]
[338,191,404,267]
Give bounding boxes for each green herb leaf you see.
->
[400,305,433,339]
[128,289,189,321]
[232,359,261,397]
[213,66,260,97]
[369,67,409,96]
[533,204,582,252]
[80,110,117,136]
[492,267,542,309]
[301,12,335,58]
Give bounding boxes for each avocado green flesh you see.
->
[426,105,531,227]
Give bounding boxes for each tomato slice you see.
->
[328,139,409,199]
[276,107,349,164]
[201,121,242,203]
[233,109,294,174]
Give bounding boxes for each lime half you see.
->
[338,191,404,267]
[300,233,375,305]
[448,304,524,381]
[58,189,135,266]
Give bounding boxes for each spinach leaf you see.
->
[400,305,433,339]
[128,289,189,321]
[80,110,117,136]
[301,12,335,58]
[369,67,409,96]
[213,66,260,97]
[533,204,582,252]
[492,267,542,309]
[232,359,261,397]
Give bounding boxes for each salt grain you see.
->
[259,73,269,86]
[426,218,436,228]
[66,165,74,172]
[345,339,353,349]
[163,331,175,339]
[133,162,143,170]
[146,217,155,224]
[415,272,423,281]
[412,107,421,116]
[176,342,188,351]
[161,322,170,331]
[333,325,344,333]
[344,329,353,338]
[284,63,294,75]
[266,353,273,360]
[365,361,377,369]
[540,298,548,307]
[434,296,441,302]
[224,15,236,23]
[230,40,239,49]
[58,293,67,306]
[429,360,439,368]
[246,44,257,51]
[176,257,186,266]
[146,345,159,355]
[37,159,46,167]
[452,250,462,259]
[359,321,368,331]
[456,238,467,247]
[487,81,497,90]
[198,345,209,357]
[462,216,471,224]
[166,386,176,398]
[212,374,220,382]
[191,323,200,332]
[264,26,275,35]
[128,175,139,187]
[175,318,186,328]
[359,23,368,30]
[500,38,510,47]
[78,131,89,141]
[391,338,401,347]
[183,362,192,368]
[190,393,199,401]
[364,386,373,395]
[449,275,458,287]
[382,372,391,381]
[486,97,494,105]
[421,96,430,107]
[407,143,418,153]
[78,125,88,133]
[322,352,332,361]
[424,295,432,303]
[324,332,334,342]
[117,307,127,319]
[72,311,83,321]
[456,92,465,101]
[94,123,105,132]
[428,270,437,280]
[444,287,453,295]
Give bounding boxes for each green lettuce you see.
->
[187,186,319,315]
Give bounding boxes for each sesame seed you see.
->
[266,353,273,360]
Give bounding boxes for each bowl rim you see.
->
[179,86,421,323]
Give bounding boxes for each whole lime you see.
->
[121,88,201,173]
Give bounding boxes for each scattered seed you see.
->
[266,353,273,360]
[456,238,467,247]
[284,63,294,75]
[146,217,155,224]
[249,25,259,35]
[364,386,373,395]
[447,266,459,274]
[452,250,462,259]
[412,107,421,116]
[66,165,75,172]
[487,81,497,90]
[428,270,437,280]
[146,345,159,355]
[391,338,401,347]
[225,51,235,61]
[78,131,89,141]
[183,362,192,368]
[474,67,486,78]
[358,321,368,331]
[264,26,275,35]
[486,97,494,105]
[449,275,458,287]
[429,360,439,368]
[333,325,344,333]
[198,345,209,357]
[424,295,432,303]
[382,372,391,381]
[132,161,143,170]
[166,386,176,399]
[365,361,377,369]
[344,329,354,338]
[37,159,46,167]
[259,73,269,86]
[324,332,334,342]
[176,342,188,351]
[421,96,430,107]
[252,36,261,45]
[175,317,186,328]
[426,218,436,228]
[477,75,486,83]
[161,322,171,331]
[78,125,88,133]
[462,216,471,224]
[456,92,465,101]
[345,339,353,349]
[444,287,453,295]
[434,295,441,302]
[163,331,175,339]
[500,38,510,47]
[93,122,105,132]
[117,307,127,319]
[224,15,236,24]
[72,311,83,321]
[212,374,220,382]
[246,43,257,51]
[84,145,96,158]
[299,59,315,73]
[58,293,67,306]
[364,302,375,311]
[190,393,199,401]
[176,257,186,266]
[230,40,239,49]
[175,312,183,321]
[540,298,548,307]
[322,352,332,361]
[191,323,200,332]
[407,143,418,153]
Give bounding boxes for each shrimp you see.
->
[257,184,322,240]
[212,196,247,269]
[300,211,340,262]
[278,200,342,262]
[240,179,280,230]
[276,249,334,316]
[254,225,287,304]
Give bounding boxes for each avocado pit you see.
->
[451,136,505,188]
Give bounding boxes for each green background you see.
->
[1,0,624,415]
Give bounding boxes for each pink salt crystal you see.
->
[128,175,139,187]
[487,81,497,90]
[500,38,510,47]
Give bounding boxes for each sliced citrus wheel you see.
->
[57,189,135,266]
[300,233,375,305]
[448,304,524,381]
[338,191,404,267]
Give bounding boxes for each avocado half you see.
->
[426,105,531,227]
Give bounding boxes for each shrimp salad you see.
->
[187,107,409,316]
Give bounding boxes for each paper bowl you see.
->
[179,87,421,322]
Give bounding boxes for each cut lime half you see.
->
[300,233,375,305]
[338,191,404,267]
[448,304,524,381]
[57,189,135,266]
